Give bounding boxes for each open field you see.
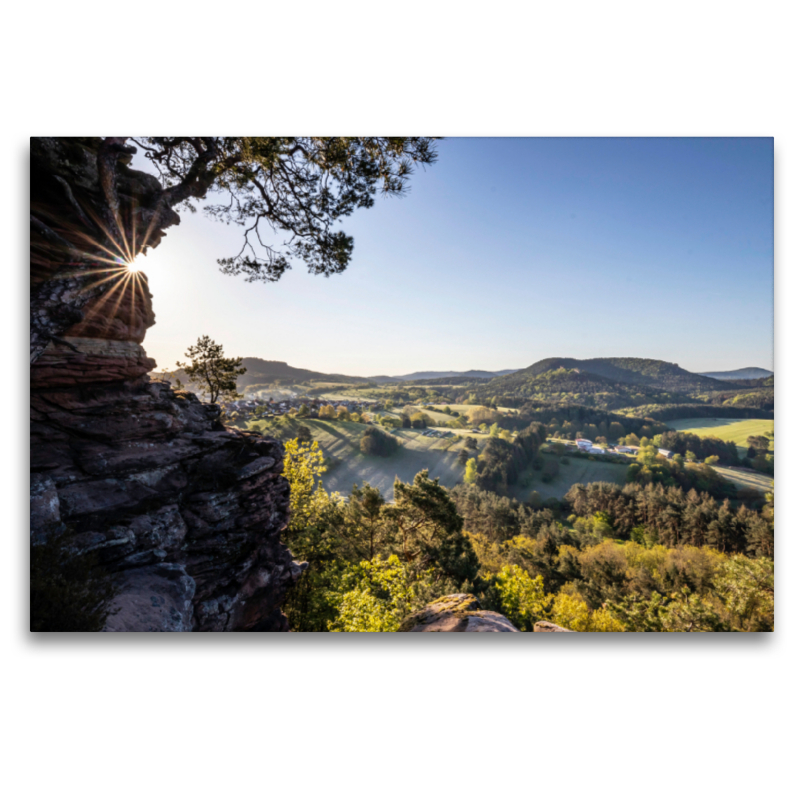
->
[315,391,366,401]
[387,406,456,424]
[711,465,773,495]
[430,403,478,414]
[508,453,629,503]
[667,418,774,455]
[248,418,481,499]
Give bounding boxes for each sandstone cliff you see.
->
[30,138,303,631]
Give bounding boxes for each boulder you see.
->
[398,594,575,633]
[399,594,520,633]
[533,620,573,633]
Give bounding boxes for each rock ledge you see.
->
[399,594,519,632]
[399,594,574,633]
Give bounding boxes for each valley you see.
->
[224,355,774,509]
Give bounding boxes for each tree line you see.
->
[564,481,773,557]
[467,423,546,493]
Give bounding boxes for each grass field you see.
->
[508,454,629,503]
[711,465,773,495]
[388,406,456,424]
[431,403,479,414]
[249,417,481,499]
[316,391,365,401]
[667,418,774,455]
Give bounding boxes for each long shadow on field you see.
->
[310,420,356,444]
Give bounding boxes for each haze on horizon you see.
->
[132,137,774,377]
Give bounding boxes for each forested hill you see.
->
[239,359,369,387]
[152,359,370,392]
[369,369,518,383]
[484,357,730,395]
[465,356,755,409]
[698,367,774,381]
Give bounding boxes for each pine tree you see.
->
[176,335,246,404]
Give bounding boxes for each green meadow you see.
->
[248,417,480,499]
[667,418,774,455]
[710,465,774,495]
[508,453,629,503]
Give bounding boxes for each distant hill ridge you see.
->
[369,369,519,383]
[154,355,773,397]
[151,358,371,392]
[239,361,520,386]
[697,367,774,381]
[152,359,521,392]
[477,356,739,402]
[239,358,368,385]
[506,357,725,388]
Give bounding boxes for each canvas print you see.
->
[30,137,774,632]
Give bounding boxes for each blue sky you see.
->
[134,137,773,377]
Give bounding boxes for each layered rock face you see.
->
[30,138,303,631]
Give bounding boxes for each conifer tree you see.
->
[176,335,246,404]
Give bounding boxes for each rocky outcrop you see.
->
[30,138,302,631]
[533,620,573,633]
[30,137,180,363]
[398,595,574,632]
[30,367,303,631]
[399,595,520,632]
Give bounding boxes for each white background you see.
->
[3,2,796,799]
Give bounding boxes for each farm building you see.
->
[658,448,675,458]
[576,438,593,451]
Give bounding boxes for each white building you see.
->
[576,438,593,451]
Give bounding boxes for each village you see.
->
[552,438,673,459]
[222,394,378,420]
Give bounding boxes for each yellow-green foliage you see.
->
[465,531,508,577]
[464,457,478,484]
[550,589,624,632]
[283,438,343,534]
[712,554,774,632]
[328,555,448,632]
[494,565,553,631]
[490,564,625,631]
[328,556,411,632]
[479,537,773,632]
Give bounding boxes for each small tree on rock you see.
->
[176,335,246,404]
